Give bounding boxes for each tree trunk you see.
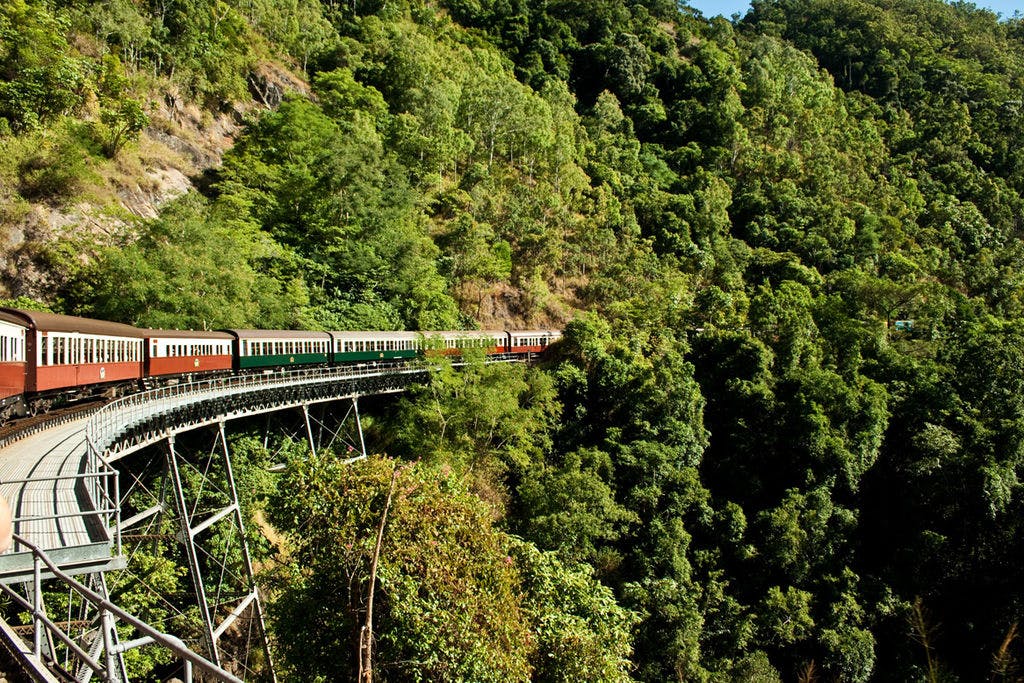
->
[358,468,397,683]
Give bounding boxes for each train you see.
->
[0,307,561,421]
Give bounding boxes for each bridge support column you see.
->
[216,420,276,682]
[353,395,367,459]
[158,426,278,681]
[164,434,220,666]
[301,404,317,458]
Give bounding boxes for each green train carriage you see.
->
[330,331,421,363]
[227,329,332,370]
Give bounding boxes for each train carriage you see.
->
[422,330,509,356]
[226,329,332,370]
[0,308,144,398]
[509,329,562,354]
[0,315,27,416]
[144,330,234,378]
[330,331,420,363]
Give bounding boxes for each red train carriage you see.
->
[508,330,562,354]
[0,316,27,417]
[144,330,234,378]
[0,308,144,400]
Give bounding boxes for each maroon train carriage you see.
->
[144,329,234,378]
[0,308,145,408]
[0,316,27,418]
[509,330,562,354]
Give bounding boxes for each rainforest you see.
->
[3,0,1024,680]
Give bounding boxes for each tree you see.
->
[69,192,306,329]
[0,0,86,132]
[269,454,528,681]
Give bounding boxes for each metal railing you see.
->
[85,360,432,454]
[0,534,244,683]
[84,355,524,458]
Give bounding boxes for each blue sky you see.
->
[687,1,1024,20]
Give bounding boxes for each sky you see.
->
[687,0,1024,20]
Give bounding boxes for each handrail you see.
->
[85,360,429,451]
[85,355,523,457]
[0,533,244,683]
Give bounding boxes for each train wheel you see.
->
[29,398,52,416]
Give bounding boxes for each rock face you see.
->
[0,60,308,300]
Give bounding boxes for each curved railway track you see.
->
[0,401,106,450]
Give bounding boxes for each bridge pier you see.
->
[161,427,275,681]
[298,396,367,461]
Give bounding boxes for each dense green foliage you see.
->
[7,0,1024,680]
[267,453,636,681]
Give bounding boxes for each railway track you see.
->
[0,401,106,450]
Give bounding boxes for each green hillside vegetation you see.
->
[5,0,1024,680]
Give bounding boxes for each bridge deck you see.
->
[0,417,118,582]
[0,358,518,582]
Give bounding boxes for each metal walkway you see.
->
[0,416,119,581]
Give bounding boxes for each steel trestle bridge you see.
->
[0,357,522,681]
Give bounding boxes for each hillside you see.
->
[5,0,1024,680]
